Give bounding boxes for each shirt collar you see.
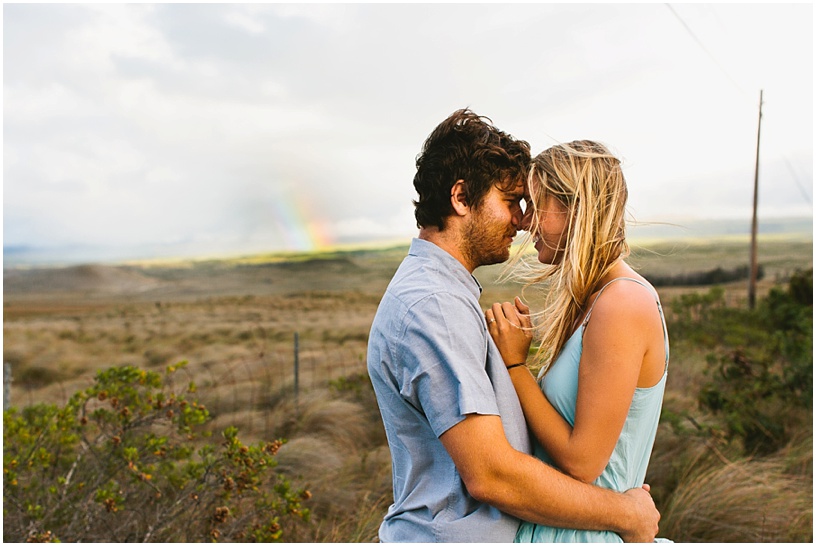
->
[408,238,483,297]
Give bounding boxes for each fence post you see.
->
[4,362,11,411]
[293,332,299,408]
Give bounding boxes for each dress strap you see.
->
[581,277,670,368]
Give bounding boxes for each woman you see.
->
[485,140,669,543]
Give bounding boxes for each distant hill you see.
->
[628,216,812,242]
[3,264,163,295]
[4,216,812,268]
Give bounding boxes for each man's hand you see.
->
[618,484,660,543]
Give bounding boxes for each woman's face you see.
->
[524,184,570,265]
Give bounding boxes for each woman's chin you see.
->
[536,250,560,266]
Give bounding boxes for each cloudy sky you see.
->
[4,3,813,262]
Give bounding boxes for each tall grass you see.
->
[272,377,392,542]
[658,441,812,542]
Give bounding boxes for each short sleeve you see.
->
[396,292,500,438]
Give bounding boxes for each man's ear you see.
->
[450,180,469,216]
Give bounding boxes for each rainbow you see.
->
[269,189,334,252]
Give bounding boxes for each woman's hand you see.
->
[486,297,534,367]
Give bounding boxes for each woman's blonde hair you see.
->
[509,140,629,375]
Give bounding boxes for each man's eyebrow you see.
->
[500,186,525,198]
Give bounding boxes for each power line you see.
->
[664,3,748,99]
[782,155,813,204]
[666,3,812,209]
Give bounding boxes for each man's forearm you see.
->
[441,413,657,541]
[479,449,635,534]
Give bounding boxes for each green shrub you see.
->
[3,363,310,542]
[671,269,813,456]
[667,286,727,344]
[648,264,763,287]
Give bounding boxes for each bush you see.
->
[648,264,763,287]
[651,271,813,542]
[3,363,310,542]
[668,269,813,456]
[667,286,728,343]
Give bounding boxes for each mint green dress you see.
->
[515,278,669,543]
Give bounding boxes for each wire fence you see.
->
[5,332,371,440]
[3,362,11,411]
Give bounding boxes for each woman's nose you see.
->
[519,209,532,232]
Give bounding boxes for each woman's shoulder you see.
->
[587,275,660,326]
[604,274,657,298]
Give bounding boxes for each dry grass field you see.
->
[3,235,812,541]
[3,251,398,414]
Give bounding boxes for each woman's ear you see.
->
[450,180,469,216]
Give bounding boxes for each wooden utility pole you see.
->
[748,90,763,309]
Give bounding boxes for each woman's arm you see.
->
[489,285,656,483]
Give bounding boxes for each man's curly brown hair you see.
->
[413,108,531,230]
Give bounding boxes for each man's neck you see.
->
[418,227,476,273]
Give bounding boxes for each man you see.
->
[367,108,660,542]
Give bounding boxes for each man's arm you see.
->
[439,413,659,542]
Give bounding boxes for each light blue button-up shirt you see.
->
[367,238,532,542]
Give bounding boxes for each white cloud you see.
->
[65,4,173,71]
[3,3,812,262]
[224,8,267,36]
[332,204,416,242]
[4,83,93,124]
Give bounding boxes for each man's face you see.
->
[463,180,526,268]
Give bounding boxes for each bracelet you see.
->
[506,363,526,370]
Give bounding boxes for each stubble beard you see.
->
[463,212,514,269]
